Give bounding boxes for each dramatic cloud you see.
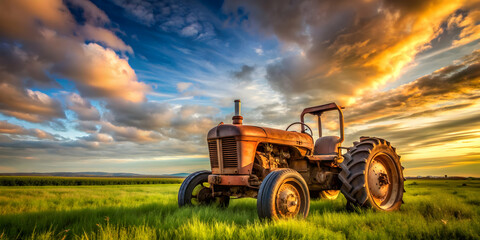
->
[345,49,480,124]
[0,83,65,123]
[224,0,480,104]
[449,7,480,46]
[0,0,148,119]
[0,121,57,140]
[105,101,218,141]
[54,43,148,102]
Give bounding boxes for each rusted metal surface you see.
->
[276,182,301,218]
[208,174,250,186]
[207,123,314,177]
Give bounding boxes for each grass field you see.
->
[0,180,479,239]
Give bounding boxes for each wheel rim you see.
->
[275,179,304,218]
[190,182,212,205]
[321,190,340,200]
[367,153,400,210]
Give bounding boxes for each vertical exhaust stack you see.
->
[232,99,243,125]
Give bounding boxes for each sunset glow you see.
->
[0,0,479,177]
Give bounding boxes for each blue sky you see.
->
[0,0,479,176]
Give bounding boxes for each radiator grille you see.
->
[208,140,219,168]
[221,137,238,168]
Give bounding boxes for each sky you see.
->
[0,0,479,177]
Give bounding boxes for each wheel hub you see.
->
[197,187,213,204]
[368,160,390,199]
[277,184,300,216]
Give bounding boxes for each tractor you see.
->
[178,100,405,219]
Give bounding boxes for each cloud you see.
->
[177,82,192,92]
[0,0,147,119]
[66,93,101,121]
[0,121,58,140]
[99,122,164,143]
[111,0,156,26]
[231,65,256,82]
[112,0,216,40]
[181,23,202,37]
[79,133,114,143]
[54,43,149,102]
[395,103,473,120]
[0,83,65,123]
[255,47,264,56]
[80,25,133,53]
[223,0,478,104]
[345,49,480,124]
[103,100,219,141]
[75,121,99,133]
[348,112,480,148]
[449,8,480,46]
[67,0,110,25]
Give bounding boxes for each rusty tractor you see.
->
[178,100,405,219]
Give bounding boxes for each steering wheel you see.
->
[286,122,313,136]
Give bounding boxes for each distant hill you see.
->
[168,173,190,177]
[405,176,478,180]
[0,172,186,178]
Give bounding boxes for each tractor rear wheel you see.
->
[339,138,404,211]
[178,170,230,208]
[257,169,310,220]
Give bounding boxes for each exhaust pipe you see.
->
[232,99,243,125]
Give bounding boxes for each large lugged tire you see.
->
[178,170,229,207]
[339,138,405,211]
[257,169,310,220]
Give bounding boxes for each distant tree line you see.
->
[0,176,183,186]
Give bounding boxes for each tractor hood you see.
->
[207,124,313,146]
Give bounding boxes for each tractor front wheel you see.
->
[178,170,230,208]
[339,138,404,211]
[257,169,310,220]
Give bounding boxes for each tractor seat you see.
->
[314,136,340,155]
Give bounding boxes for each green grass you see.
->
[0,180,479,239]
[0,176,183,186]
